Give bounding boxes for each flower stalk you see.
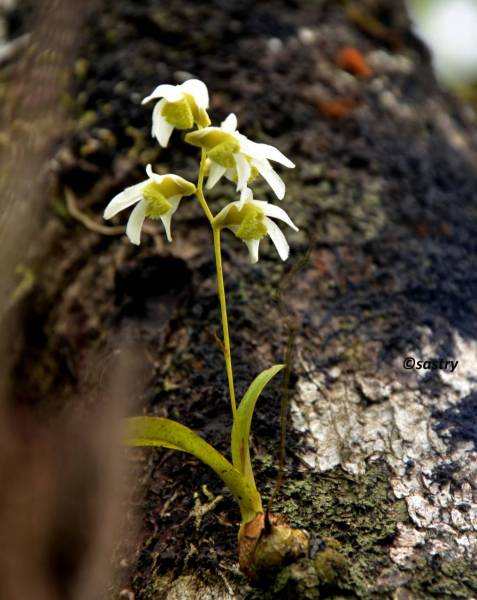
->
[196,147,214,224]
[212,226,237,418]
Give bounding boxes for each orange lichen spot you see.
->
[439,223,452,238]
[316,97,359,120]
[416,222,430,238]
[336,47,372,79]
[314,249,335,276]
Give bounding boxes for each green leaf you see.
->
[231,364,285,491]
[125,416,262,522]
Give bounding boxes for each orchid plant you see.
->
[105,79,307,576]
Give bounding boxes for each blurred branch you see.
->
[0,0,97,395]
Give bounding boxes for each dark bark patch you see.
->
[115,255,191,321]
[433,392,477,452]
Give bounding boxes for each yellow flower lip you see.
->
[161,97,194,130]
[208,140,241,168]
[143,182,173,218]
[236,207,268,241]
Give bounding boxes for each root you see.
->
[65,187,126,235]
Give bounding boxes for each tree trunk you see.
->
[4,0,477,598]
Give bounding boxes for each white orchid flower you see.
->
[185,113,295,206]
[213,193,299,263]
[103,164,196,245]
[142,79,211,147]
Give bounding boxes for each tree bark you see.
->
[5,0,477,598]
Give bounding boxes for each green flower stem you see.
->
[196,148,214,224]
[213,226,237,418]
[195,145,237,419]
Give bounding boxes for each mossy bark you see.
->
[4,0,477,598]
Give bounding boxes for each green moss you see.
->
[77,110,98,129]
[74,58,90,80]
[261,461,407,598]
[405,558,477,599]
[254,543,347,600]
[271,558,327,600]
[51,196,70,221]
[105,29,119,44]
[248,460,477,598]
[97,128,117,148]
[313,546,347,584]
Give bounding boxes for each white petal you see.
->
[180,79,209,108]
[152,99,175,147]
[103,181,146,219]
[261,203,299,231]
[221,113,238,133]
[234,153,251,192]
[144,164,166,185]
[253,158,286,200]
[245,239,260,264]
[237,187,253,210]
[206,161,227,189]
[237,135,257,155]
[247,199,266,208]
[224,168,236,184]
[241,137,294,167]
[126,199,148,245]
[160,196,181,242]
[264,217,290,261]
[253,142,295,167]
[142,83,183,105]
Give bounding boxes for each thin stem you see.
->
[267,241,313,513]
[267,323,296,515]
[194,144,236,419]
[196,147,214,224]
[213,226,237,418]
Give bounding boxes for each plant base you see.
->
[238,512,310,580]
